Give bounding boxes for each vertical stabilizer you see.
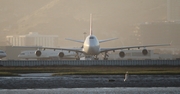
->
[90,14,93,35]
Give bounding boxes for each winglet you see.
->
[170,41,173,46]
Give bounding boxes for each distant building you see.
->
[6,32,58,47]
[167,0,180,21]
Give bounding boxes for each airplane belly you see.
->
[62,56,76,59]
[84,45,99,55]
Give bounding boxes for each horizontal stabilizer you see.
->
[99,38,118,43]
[65,38,84,43]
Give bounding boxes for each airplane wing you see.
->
[100,43,171,53]
[13,46,42,48]
[42,47,85,54]
[13,46,85,54]
[99,38,118,43]
[65,38,84,43]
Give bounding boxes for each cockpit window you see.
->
[89,37,94,39]
[0,51,4,53]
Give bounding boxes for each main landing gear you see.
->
[103,52,108,60]
[103,58,108,60]
[75,52,80,60]
[76,58,80,60]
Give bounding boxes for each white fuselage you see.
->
[83,35,100,55]
[0,50,6,59]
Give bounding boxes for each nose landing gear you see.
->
[94,55,99,60]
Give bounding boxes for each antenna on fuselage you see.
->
[90,14,93,35]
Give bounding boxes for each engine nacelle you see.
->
[59,52,64,58]
[142,49,148,55]
[35,50,41,57]
[119,51,125,58]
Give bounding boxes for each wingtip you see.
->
[112,37,118,40]
[170,41,173,46]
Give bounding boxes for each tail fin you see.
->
[90,14,92,35]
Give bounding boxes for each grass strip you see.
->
[0,72,19,76]
[0,66,180,76]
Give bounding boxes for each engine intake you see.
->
[119,51,125,58]
[142,49,148,55]
[59,52,64,58]
[35,50,41,57]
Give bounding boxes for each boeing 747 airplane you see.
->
[38,14,171,60]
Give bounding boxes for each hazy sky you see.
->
[0,0,179,48]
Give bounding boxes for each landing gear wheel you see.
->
[103,58,108,60]
[94,58,99,60]
[76,58,80,60]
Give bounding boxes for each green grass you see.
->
[0,66,180,76]
[0,72,19,76]
[52,66,180,76]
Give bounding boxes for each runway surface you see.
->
[1,87,180,94]
[0,73,180,89]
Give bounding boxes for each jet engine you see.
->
[35,50,41,57]
[119,51,125,58]
[142,49,148,55]
[59,52,64,58]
